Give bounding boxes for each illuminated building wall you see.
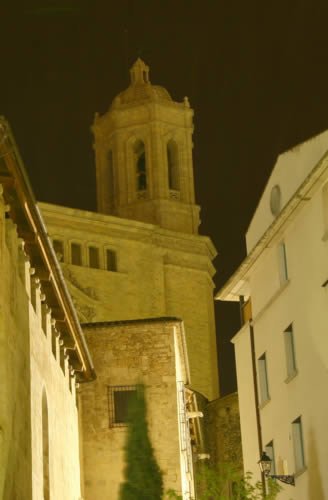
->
[217,130,328,499]
[0,119,94,500]
[79,318,194,500]
[38,60,223,498]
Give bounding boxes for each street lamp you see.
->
[258,452,295,486]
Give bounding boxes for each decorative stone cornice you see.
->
[0,116,96,383]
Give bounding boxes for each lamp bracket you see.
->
[267,474,295,486]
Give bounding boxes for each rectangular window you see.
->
[108,385,136,427]
[322,182,328,239]
[106,249,117,272]
[265,441,276,474]
[292,416,305,472]
[53,239,64,262]
[278,241,288,284]
[51,329,57,359]
[284,324,297,379]
[71,242,82,266]
[59,346,65,374]
[258,353,270,404]
[89,246,100,269]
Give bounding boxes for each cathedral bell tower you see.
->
[92,58,200,234]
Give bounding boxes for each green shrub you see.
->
[119,385,163,500]
[166,462,281,500]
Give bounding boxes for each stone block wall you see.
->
[41,203,219,400]
[0,192,82,500]
[0,197,32,499]
[80,319,190,500]
[204,392,243,467]
[29,301,81,500]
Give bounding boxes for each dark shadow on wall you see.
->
[214,301,239,396]
[307,427,325,500]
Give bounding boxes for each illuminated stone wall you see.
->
[0,191,82,500]
[39,60,219,403]
[41,202,219,401]
[80,319,191,500]
[93,58,200,236]
[29,295,82,500]
[204,392,242,467]
[0,193,32,499]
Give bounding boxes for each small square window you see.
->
[108,385,136,427]
[292,416,305,472]
[106,249,117,272]
[89,246,100,269]
[71,243,82,266]
[258,353,270,404]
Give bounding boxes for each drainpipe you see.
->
[239,297,266,496]
[249,320,266,496]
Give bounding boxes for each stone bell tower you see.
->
[41,58,219,402]
[92,58,200,234]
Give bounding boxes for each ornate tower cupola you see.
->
[92,58,200,234]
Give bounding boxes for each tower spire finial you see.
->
[130,58,150,85]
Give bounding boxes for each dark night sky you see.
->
[1,1,328,395]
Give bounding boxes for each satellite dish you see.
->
[270,185,281,216]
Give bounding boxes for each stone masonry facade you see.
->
[41,202,219,401]
[80,318,192,500]
[0,189,82,500]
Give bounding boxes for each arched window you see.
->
[42,389,50,500]
[134,141,147,191]
[167,140,179,191]
[107,150,115,210]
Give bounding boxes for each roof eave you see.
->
[0,117,95,383]
[216,149,328,301]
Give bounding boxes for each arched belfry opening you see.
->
[167,140,179,191]
[134,140,147,191]
[42,389,50,500]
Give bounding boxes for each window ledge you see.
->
[88,266,119,274]
[65,262,126,275]
[69,262,84,269]
[136,190,148,200]
[294,465,307,479]
[284,370,298,384]
[259,398,271,410]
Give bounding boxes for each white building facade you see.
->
[217,131,328,499]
